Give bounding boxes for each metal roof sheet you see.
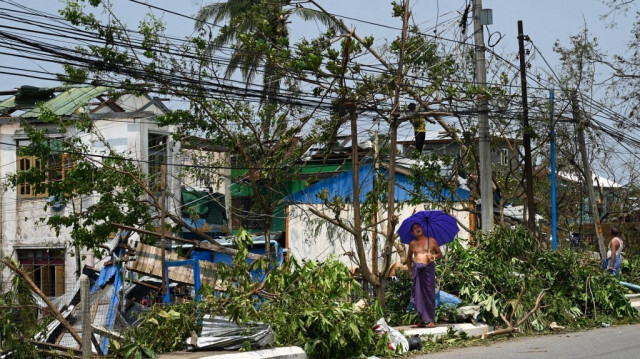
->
[287,163,470,204]
[0,95,17,112]
[20,86,109,118]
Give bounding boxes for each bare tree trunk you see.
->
[380,0,411,306]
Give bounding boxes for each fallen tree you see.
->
[439,226,638,331]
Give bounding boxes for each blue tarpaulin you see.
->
[287,163,469,204]
[91,263,119,293]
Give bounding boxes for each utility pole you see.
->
[549,90,557,249]
[372,131,379,276]
[572,92,606,258]
[225,152,233,234]
[160,164,167,299]
[473,0,493,232]
[518,20,536,233]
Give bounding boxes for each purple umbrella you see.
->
[397,210,459,246]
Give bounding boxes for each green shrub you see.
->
[113,301,199,358]
[255,257,392,358]
[0,261,47,359]
[194,228,394,358]
[436,226,638,330]
[384,269,418,326]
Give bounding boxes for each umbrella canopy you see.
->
[397,210,459,246]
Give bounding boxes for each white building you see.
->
[0,85,179,297]
[285,161,472,271]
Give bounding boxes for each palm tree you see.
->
[194,0,336,103]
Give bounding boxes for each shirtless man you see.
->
[407,223,442,328]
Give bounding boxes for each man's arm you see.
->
[431,238,443,260]
[407,243,414,275]
[608,238,620,270]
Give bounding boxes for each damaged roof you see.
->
[0,85,109,118]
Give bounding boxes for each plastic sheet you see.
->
[373,317,408,354]
[187,315,274,351]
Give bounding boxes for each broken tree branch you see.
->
[3,259,83,348]
[482,290,546,339]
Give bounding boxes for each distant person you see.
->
[387,262,407,278]
[601,227,623,276]
[407,103,425,153]
[407,223,442,328]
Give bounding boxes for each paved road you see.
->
[412,323,640,359]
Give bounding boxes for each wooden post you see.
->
[81,275,91,358]
[284,205,290,261]
[518,20,536,233]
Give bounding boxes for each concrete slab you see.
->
[395,323,491,341]
[157,346,306,359]
[625,294,640,312]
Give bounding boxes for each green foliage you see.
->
[384,269,418,326]
[439,226,638,331]
[6,109,156,255]
[113,302,199,357]
[255,257,388,358]
[156,228,391,358]
[621,255,640,284]
[0,260,48,358]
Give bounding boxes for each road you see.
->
[412,323,640,359]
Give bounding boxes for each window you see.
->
[148,133,167,191]
[500,148,509,166]
[17,140,74,198]
[48,153,74,183]
[18,155,44,197]
[17,249,65,297]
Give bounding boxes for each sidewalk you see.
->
[157,346,307,359]
[157,323,491,359]
[396,322,492,340]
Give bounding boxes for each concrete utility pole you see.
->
[571,93,606,258]
[549,90,558,250]
[81,275,91,359]
[473,0,493,232]
[518,21,536,233]
[160,164,167,298]
[372,131,379,277]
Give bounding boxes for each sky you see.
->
[2,0,633,89]
[1,0,637,165]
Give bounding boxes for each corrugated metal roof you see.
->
[287,163,470,204]
[0,95,17,112]
[21,86,108,118]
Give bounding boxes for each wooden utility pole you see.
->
[474,0,494,233]
[571,93,606,258]
[225,152,233,233]
[518,20,536,233]
[160,164,167,298]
